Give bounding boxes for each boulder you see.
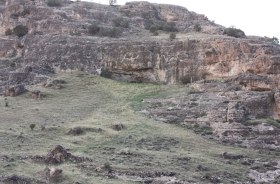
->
[50,168,63,182]
[111,123,123,131]
[45,145,71,164]
[8,84,25,97]
[67,127,84,135]
[30,90,41,99]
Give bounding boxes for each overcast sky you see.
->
[82,0,280,39]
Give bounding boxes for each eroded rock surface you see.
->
[0,0,280,89]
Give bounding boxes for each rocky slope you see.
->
[1,0,280,183]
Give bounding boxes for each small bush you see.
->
[88,23,100,35]
[99,27,118,37]
[155,21,166,30]
[225,26,245,38]
[112,17,129,28]
[10,13,19,19]
[100,69,112,78]
[179,76,190,84]
[153,31,159,36]
[47,0,61,7]
[169,32,176,40]
[30,124,36,131]
[5,28,12,36]
[13,25,28,37]
[20,9,31,16]
[104,162,111,170]
[164,22,176,32]
[272,36,279,44]
[194,23,201,32]
[120,20,129,28]
[10,62,16,67]
[265,36,279,44]
[149,25,157,33]
[268,91,275,102]
[112,17,123,27]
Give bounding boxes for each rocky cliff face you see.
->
[0,0,280,143]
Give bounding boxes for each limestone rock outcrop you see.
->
[0,0,279,89]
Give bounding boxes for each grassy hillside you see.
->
[0,72,278,183]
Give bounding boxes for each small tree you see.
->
[30,124,36,131]
[13,25,28,37]
[272,36,279,44]
[108,0,116,5]
[169,33,176,40]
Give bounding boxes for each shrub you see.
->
[225,26,245,38]
[5,28,12,36]
[112,17,129,28]
[153,31,159,36]
[268,91,275,102]
[169,32,176,40]
[265,36,279,44]
[179,76,190,84]
[164,22,176,32]
[272,36,279,44]
[149,25,157,33]
[120,20,129,28]
[100,69,112,78]
[10,13,19,19]
[194,23,201,32]
[99,27,118,37]
[88,23,100,35]
[155,21,165,30]
[13,25,28,37]
[30,124,36,131]
[10,62,16,67]
[108,0,116,6]
[104,162,111,170]
[112,17,123,27]
[47,0,61,7]
[20,9,31,16]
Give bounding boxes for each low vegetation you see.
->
[179,75,191,84]
[149,21,177,33]
[88,23,100,35]
[0,72,277,183]
[47,0,62,7]
[112,17,129,28]
[264,36,279,44]
[169,32,176,40]
[194,23,202,32]
[88,24,119,37]
[5,25,28,37]
[242,118,280,128]
[99,27,118,37]
[225,26,245,38]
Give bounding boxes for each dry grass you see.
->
[0,72,277,183]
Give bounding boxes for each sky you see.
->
[82,0,280,39]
